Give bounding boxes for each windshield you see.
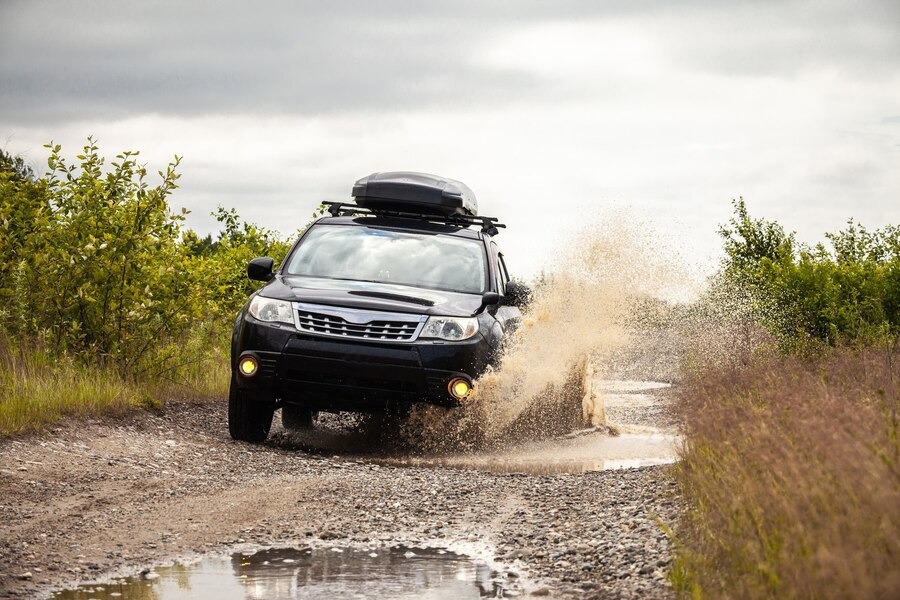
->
[285,224,487,294]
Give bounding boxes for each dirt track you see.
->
[0,397,681,599]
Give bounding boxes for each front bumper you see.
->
[232,316,496,412]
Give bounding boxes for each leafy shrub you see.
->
[188,207,291,324]
[0,150,50,314]
[0,139,299,372]
[42,140,195,369]
[718,199,900,348]
[0,139,301,433]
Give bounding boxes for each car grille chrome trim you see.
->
[291,302,428,342]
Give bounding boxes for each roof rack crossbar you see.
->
[320,201,506,234]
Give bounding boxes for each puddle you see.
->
[597,380,672,393]
[374,430,678,475]
[52,546,515,599]
[602,392,660,408]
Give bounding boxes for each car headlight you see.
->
[420,316,479,341]
[248,296,293,324]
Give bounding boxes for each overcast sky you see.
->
[2,0,898,280]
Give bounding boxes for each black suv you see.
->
[228,172,528,442]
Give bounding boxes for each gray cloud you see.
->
[5,0,896,125]
[0,1,596,123]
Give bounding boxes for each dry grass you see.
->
[0,346,139,435]
[0,329,230,436]
[671,344,900,599]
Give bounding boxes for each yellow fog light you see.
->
[239,356,258,377]
[448,377,472,400]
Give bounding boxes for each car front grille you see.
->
[293,304,426,342]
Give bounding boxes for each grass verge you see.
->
[671,344,900,599]
[0,349,139,435]
[0,327,230,437]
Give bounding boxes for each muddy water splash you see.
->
[401,219,687,452]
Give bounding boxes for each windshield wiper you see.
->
[348,290,435,307]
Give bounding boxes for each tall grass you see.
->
[0,327,230,436]
[0,342,138,434]
[672,344,900,599]
[135,321,231,403]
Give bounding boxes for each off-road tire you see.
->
[281,405,317,430]
[228,377,274,443]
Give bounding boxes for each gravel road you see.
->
[0,391,681,599]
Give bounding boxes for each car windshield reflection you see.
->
[285,225,487,294]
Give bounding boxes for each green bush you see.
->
[0,139,197,371]
[0,139,301,433]
[0,139,297,370]
[0,150,50,312]
[718,199,900,348]
[188,207,291,324]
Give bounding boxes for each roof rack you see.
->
[321,201,507,236]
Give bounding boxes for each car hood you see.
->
[259,275,483,316]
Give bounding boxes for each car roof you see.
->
[311,215,487,241]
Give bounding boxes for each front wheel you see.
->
[281,405,317,430]
[228,378,274,443]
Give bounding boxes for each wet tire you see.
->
[228,377,274,443]
[281,405,316,430]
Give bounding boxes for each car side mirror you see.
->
[247,257,275,282]
[504,281,532,309]
[473,291,501,315]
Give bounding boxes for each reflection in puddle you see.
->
[53,546,511,600]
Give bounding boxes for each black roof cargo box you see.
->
[351,171,478,217]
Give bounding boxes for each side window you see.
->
[490,242,506,293]
[497,251,510,293]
